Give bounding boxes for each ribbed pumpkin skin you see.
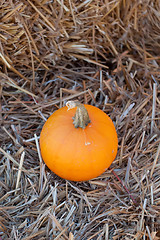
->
[40,105,118,181]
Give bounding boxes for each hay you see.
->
[0,0,160,239]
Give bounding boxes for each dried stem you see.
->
[66,101,91,129]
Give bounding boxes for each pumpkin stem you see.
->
[66,101,91,129]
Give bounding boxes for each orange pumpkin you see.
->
[40,101,118,181]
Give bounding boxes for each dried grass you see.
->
[0,0,160,239]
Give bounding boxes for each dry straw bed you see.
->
[0,0,160,239]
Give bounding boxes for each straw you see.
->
[0,0,160,239]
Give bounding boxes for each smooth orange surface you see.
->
[40,105,118,181]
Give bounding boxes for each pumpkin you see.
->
[40,101,118,181]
